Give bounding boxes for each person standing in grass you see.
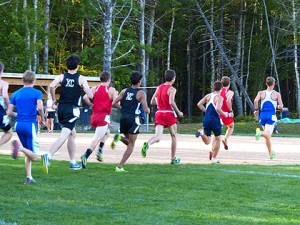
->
[195,81,232,164]
[219,76,234,151]
[41,54,93,174]
[253,77,283,159]
[0,62,13,148]
[141,69,183,164]
[80,71,120,168]
[111,71,150,172]
[7,70,45,185]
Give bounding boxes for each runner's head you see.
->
[221,76,230,87]
[23,70,35,85]
[266,77,276,87]
[130,71,142,85]
[165,70,176,82]
[66,54,80,70]
[100,71,111,83]
[213,81,222,92]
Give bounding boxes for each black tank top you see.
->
[59,72,82,106]
[121,87,141,115]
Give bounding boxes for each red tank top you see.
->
[220,87,230,112]
[92,85,112,114]
[157,84,172,111]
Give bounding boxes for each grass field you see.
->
[1,154,300,225]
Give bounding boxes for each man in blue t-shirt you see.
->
[7,70,45,185]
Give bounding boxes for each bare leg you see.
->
[261,124,274,155]
[212,136,221,158]
[225,123,234,140]
[49,127,71,156]
[67,128,77,161]
[25,157,32,178]
[0,130,13,145]
[88,125,108,151]
[148,125,164,145]
[168,124,177,160]
[118,133,137,169]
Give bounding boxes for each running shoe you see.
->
[69,162,82,170]
[41,154,50,175]
[96,152,103,162]
[81,154,87,169]
[110,140,116,150]
[195,129,203,138]
[24,177,36,185]
[209,151,213,160]
[270,151,276,160]
[255,128,261,141]
[114,133,121,143]
[222,138,228,150]
[170,157,181,165]
[11,140,20,159]
[141,142,149,158]
[115,166,127,172]
[211,158,220,164]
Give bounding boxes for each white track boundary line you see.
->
[178,166,300,179]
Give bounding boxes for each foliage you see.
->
[1,155,300,224]
[1,0,300,115]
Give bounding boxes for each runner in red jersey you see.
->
[80,71,120,168]
[219,76,234,150]
[141,70,183,164]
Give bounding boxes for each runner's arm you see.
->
[169,87,183,117]
[150,88,159,105]
[138,90,150,114]
[49,75,63,102]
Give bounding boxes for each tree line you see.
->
[1,0,300,118]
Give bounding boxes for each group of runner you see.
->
[0,55,283,185]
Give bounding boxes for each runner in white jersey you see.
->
[253,77,283,159]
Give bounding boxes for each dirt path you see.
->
[1,132,299,165]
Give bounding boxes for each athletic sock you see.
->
[85,148,93,159]
[70,160,76,165]
[98,142,104,153]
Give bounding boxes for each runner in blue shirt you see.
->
[7,70,45,185]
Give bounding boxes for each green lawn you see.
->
[1,155,300,225]
[177,122,300,137]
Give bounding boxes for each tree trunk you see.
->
[138,0,146,86]
[167,7,175,70]
[209,0,215,91]
[217,0,224,80]
[145,0,156,86]
[32,0,38,72]
[262,0,281,94]
[23,0,31,70]
[232,1,244,116]
[43,0,50,74]
[244,20,254,115]
[103,0,113,73]
[292,0,300,117]
[187,15,191,119]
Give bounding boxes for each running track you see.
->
[1,133,299,165]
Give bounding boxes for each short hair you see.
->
[165,70,176,82]
[130,71,142,85]
[213,81,222,91]
[0,62,4,72]
[100,71,111,82]
[66,54,80,70]
[221,76,230,87]
[266,77,275,86]
[23,70,35,84]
